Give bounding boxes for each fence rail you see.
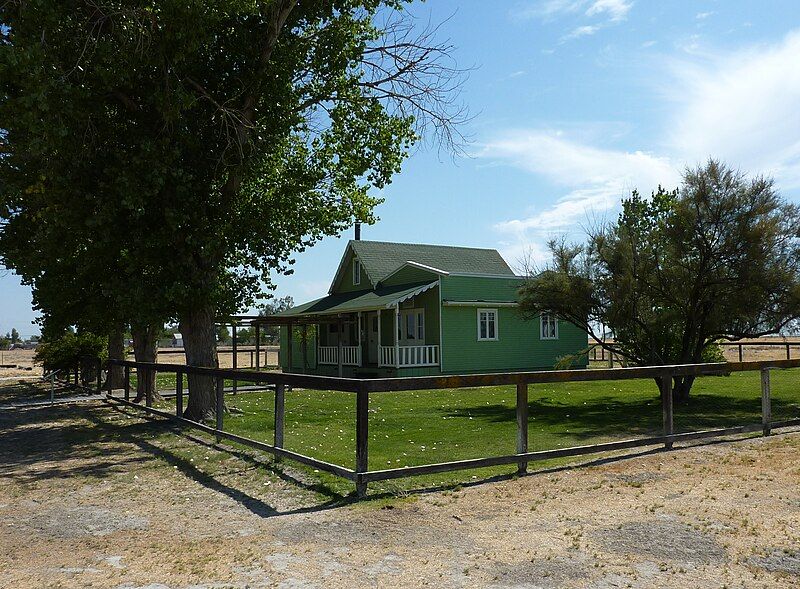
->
[105,357,800,497]
[590,340,800,364]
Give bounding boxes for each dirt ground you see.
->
[1,391,799,588]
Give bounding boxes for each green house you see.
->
[275,240,588,377]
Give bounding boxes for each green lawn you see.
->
[152,368,800,495]
[129,368,278,393]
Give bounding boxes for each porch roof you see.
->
[267,281,438,319]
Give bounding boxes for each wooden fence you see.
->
[104,358,800,497]
[590,341,800,364]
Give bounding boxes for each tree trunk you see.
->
[672,375,694,404]
[654,374,695,404]
[131,324,160,404]
[180,304,219,421]
[106,326,126,390]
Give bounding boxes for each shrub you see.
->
[35,332,107,374]
[702,343,727,364]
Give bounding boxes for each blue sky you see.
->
[3,0,800,337]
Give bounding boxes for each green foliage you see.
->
[34,332,107,372]
[9,328,19,344]
[519,160,800,398]
[216,326,231,345]
[701,343,727,364]
[260,296,294,340]
[0,0,444,332]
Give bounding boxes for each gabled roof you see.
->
[330,240,514,293]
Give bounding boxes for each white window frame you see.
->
[477,308,499,341]
[399,308,424,344]
[540,312,559,340]
[352,258,361,286]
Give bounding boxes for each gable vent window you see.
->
[353,259,361,286]
[540,313,558,340]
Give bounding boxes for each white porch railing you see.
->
[379,345,439,368]
[318,346,361,366]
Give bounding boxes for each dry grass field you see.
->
[1,382,799,588]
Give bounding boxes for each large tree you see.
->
[1,1,466,419]
[519,160,800,401]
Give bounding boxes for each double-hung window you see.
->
[477,308,498,341]
[540,313,558,340]
[353,259,361,286]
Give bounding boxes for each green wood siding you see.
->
[440,274,525,302]
[332,249,374,294]
[440,306,588,373]
[380,265,439,287]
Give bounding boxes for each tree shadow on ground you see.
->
[89,403,355,516]
[0,401,353,518]
[441,393,799,441]
[0,380,84,405]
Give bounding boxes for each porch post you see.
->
[377,310,382,366]
[337,314,344,377]
[357,311,362,367]
[394,304,400,369]
[286,320,293,372]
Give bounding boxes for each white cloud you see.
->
[481,131,678,237]
[562,25,601,41]
[695,11,714,20]
[511,0,583,21]
[668,30,800,188]
[511,0,632,25]
[485,27,800,266]
[586,0,632,22]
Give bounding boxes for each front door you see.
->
[367,311,379,364]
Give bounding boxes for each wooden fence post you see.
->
[215,376,224,443]
[516,382,529,474]
[738,344,743,362]
[176,371,184,417]
[124,365,130,401]
[105,361,112,395]
[661,374,673,449]
[232,322,238,395]
[761,368,771,436]
[274,383,285,462]
[355,388,369,497]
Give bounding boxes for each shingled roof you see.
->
[341,240,514,289]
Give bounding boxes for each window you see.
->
[540,313,558,340]
[399,309,424,342]
[353,259,361,285]
[477,308,498,341]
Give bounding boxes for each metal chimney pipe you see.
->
[354,222,361,240]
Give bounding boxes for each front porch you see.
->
[314,305,441,373]
[263,279,443,376]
